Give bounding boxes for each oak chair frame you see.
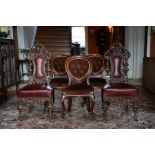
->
[17,44,53,120]
[102,42,139,121]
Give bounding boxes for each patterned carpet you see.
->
[0,88,155,129]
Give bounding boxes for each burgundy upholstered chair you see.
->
[101,42,139,121]
[60,56,95,118]
[16,44,53,120]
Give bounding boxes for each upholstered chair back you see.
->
[26,44,50,84]
[50,54,69,77]
[65,56,92,84]
[87,54,105,76]
[104,42,130,83]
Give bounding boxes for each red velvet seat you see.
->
[101,42,139,121]
[16,44,53,120]
[17,84,53,98]
[103,83,139,97]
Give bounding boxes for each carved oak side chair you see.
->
[60,56,95,118]
[101,42,139,121]
[16,44,54,120]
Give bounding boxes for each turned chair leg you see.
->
[82,97,91,113]
[125,98,130,112]
[86,97,91,113]
[44,101,48,113]
[67,97,72,113]
[29,100,34,112]
[102,100,110,117]
[125,104,129,112]
[44,89,55,113]
[81,97,86,107]
[17,99,24,120]
[87,93,95,120]
[48,99,53,121]
[132,100,138,121]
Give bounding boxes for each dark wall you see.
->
[150,32,155,58]
[87,26,125,55]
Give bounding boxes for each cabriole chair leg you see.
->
[44,101,48,113]
[29,100,34,113]
[48,100,53,121]
[102,100,110,118]
[67,97,72,113]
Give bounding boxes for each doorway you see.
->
[71,26,86,55]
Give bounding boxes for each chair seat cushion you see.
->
[102,83,139,97]
[62,84,94,96]
[89,77,107,88]
[17,84,53,98]
[50,78,69,88]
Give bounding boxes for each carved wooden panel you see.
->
[143,57,155,93]
[0,39,17,88]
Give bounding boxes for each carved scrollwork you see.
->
[104,42,130,83]
[26,44,50,85]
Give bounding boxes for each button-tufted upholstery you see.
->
[88,54,104,75]
[51,55,69,75]
[66,58,92,83]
